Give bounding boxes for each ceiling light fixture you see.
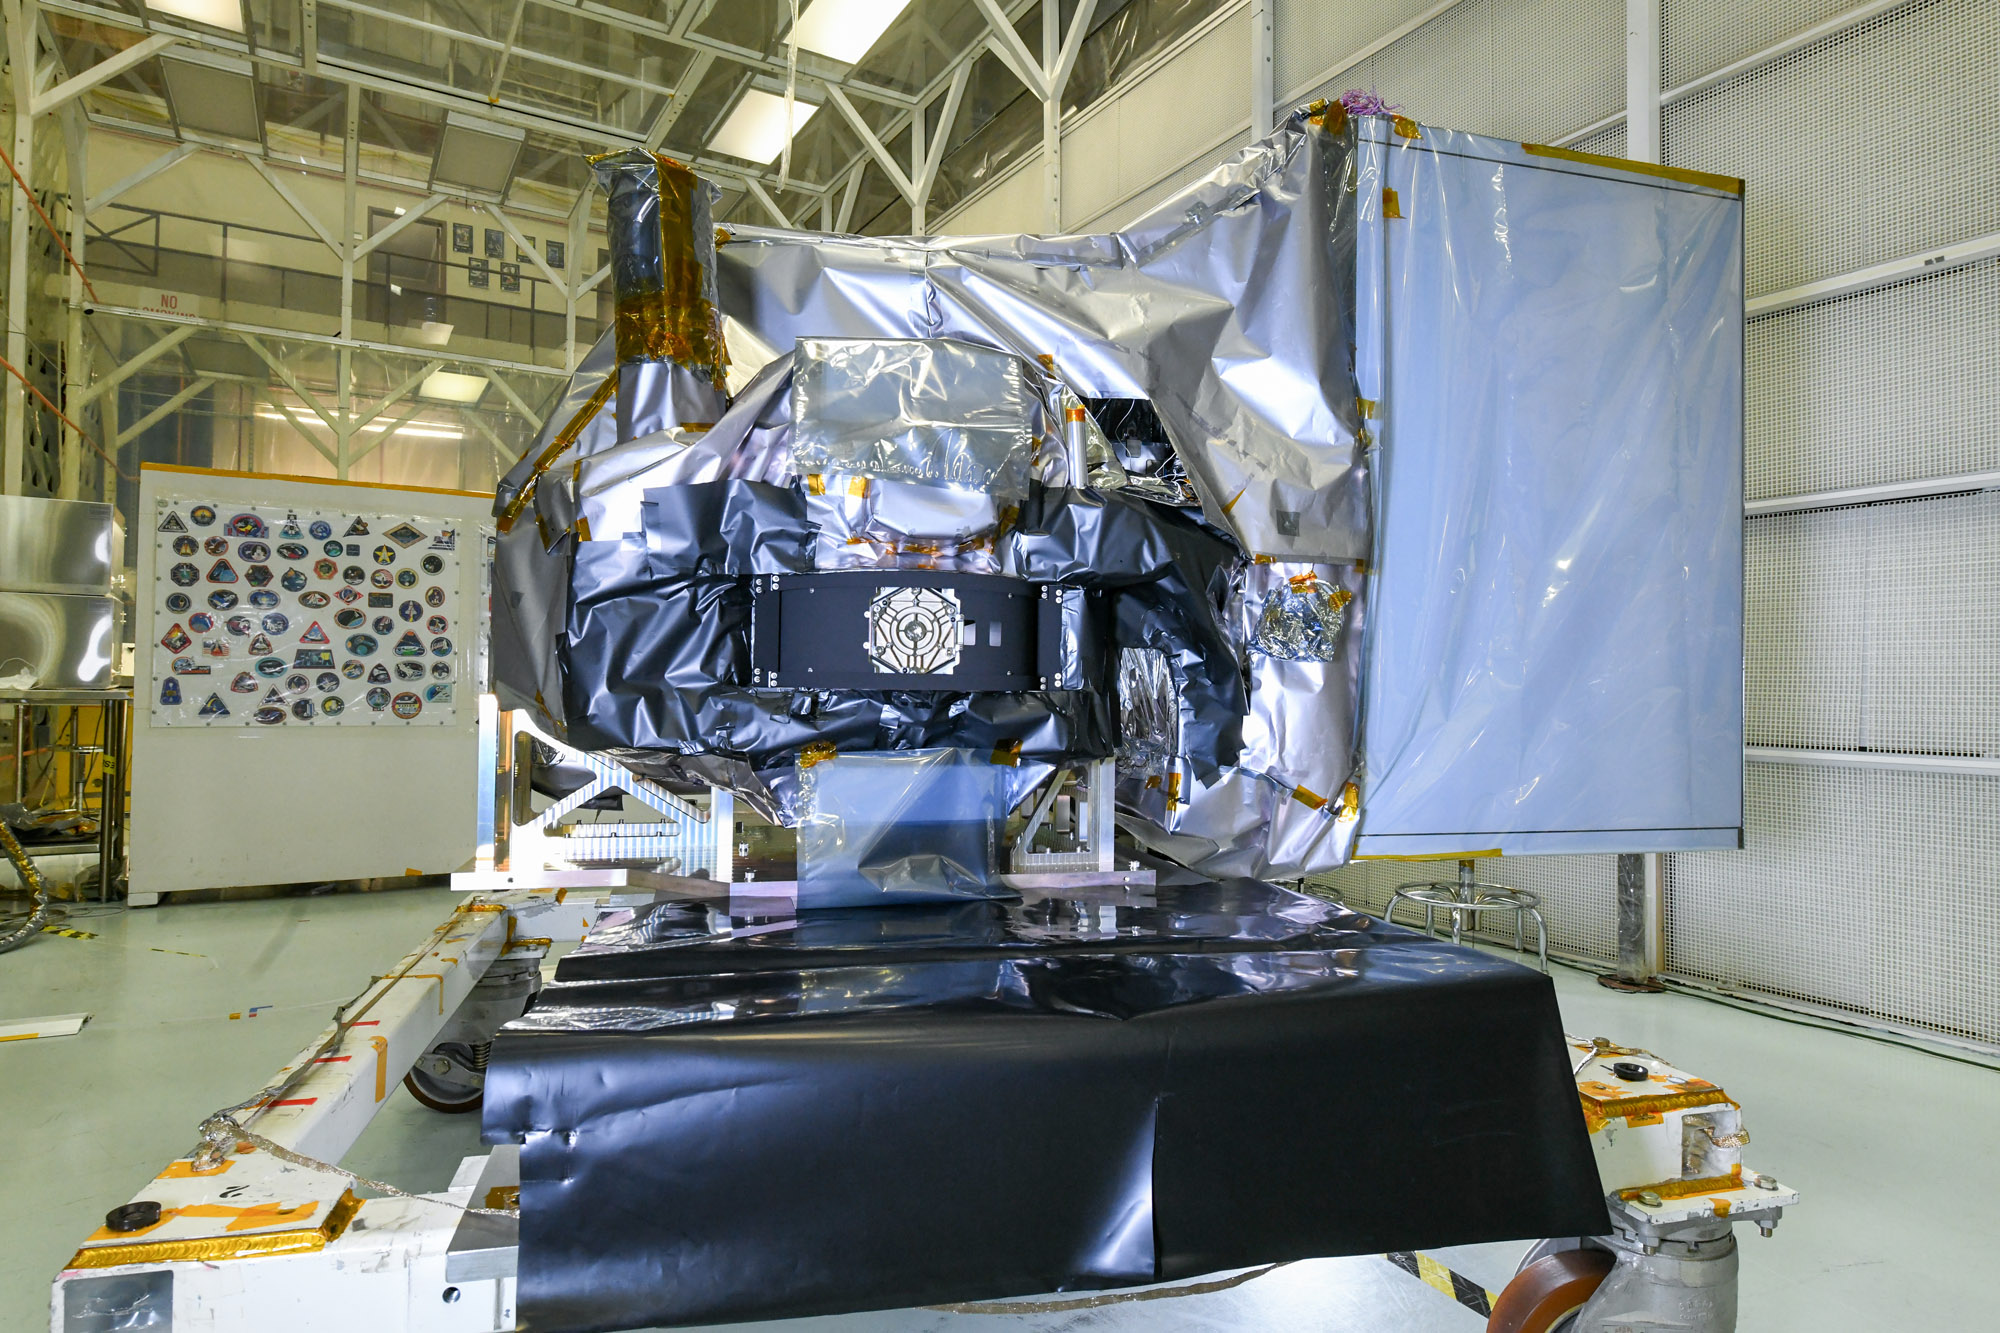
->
[429,112,527,198]
[418,370,489,405]
[145,0,246,33]
[789,0,914,66]
[710,90,818,165]
[159,47,263,145]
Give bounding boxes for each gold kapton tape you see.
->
[497,369,618,533]
[1519,141,1744,196]
[1382,187,1403,219]
[1391,115,1422,139]
[66,1192,362,1270]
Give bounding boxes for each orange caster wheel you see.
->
[1486,1248,1613,1333]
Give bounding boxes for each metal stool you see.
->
[1383,858,1548,972]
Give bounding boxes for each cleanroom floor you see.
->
[3,885,1991,1332]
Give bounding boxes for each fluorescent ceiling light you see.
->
[256,411,464,440]
[790,0,914,65]
[159,47,262,144]
[146,0,246,33]
[710,90,818,165]
[430,112,526,197]
[419,370,489,405]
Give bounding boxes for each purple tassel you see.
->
[1339,89,1400,117]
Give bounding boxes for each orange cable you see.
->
[0,350,129,480]
[0,138,97,303]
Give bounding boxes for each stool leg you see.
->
[1515,906,1525,956]
[1532,907,1549,973]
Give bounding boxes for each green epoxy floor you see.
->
[4,886,1994,1331]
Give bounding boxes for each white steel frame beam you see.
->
[75,322,193,405]
[30,30,175,116]
[84,139,195,215]
[113,374,212,447]
[94,305,568,378]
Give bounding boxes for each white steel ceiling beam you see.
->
[487,0,531,103]
[94,304,567,378]
[243,155,345,257]
[30,30,175,116]
[85,140,195,214]
[824,84,916,204]
[465,410,523,465]
[481,371,546,429]
[76,323,194,405]
[350,359,444,433]
[484,201,567,293]
[971,0,1049,100]
[238,331,345,433]
[113,374,211,447]
[255,385,340,467]
[735,174,793,228]
[346,395,429,465]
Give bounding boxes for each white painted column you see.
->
[1626,0,1662,162]
[1250,0,1275,139]
[2,0,38,495]
[1041,0,1060,231]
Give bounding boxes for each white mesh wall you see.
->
[1660,0,1856,89]
[1662,0,2000,299]
[1748,264,2000,501]
[1274,0,1438,100]
[1060,8,1249,230]
[1668,763,2000,1045]
[1746,494,2000,756]
[1663,0,2000,1054]
[1311,853,1621,967]
[1286,0,1624,145]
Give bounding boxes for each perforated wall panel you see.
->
[1060,8,1249,230]
[1662,0,2000,299]
[1668,762,2000,1045]
[1745,493,2000,759]
[1289,0,1624,146]
[1660,0,1857,89]
[1274,0,1438,100]
[1748,263,2000,501]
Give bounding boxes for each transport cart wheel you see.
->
[1486,1248,1613,1333]
[402,1041,487,1113]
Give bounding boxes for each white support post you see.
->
[837,165,864,232]
[1249,0,1274,139]
[3,0,37,495]
[564,187,588,373]
[1626,0,1662,163]
[1041,0,1060,231]
[239,332,342,434]
[59,102,84,498]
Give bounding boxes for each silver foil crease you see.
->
[714,114,1367,563]
[791,338,1036,498]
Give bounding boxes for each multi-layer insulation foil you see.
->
[489,105,1744,879]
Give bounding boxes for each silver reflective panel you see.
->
[0,593,119,690]
[0,495,114,594]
